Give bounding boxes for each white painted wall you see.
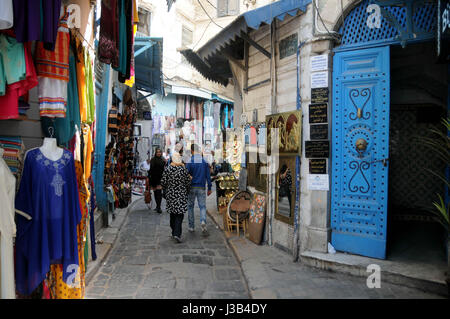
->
[139,0,237,100]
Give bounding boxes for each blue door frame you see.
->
[93,64,111,216]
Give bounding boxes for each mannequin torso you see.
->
[39,138,63,162]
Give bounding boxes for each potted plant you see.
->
[420,118,449,293]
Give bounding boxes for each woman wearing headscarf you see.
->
[148,148,166,213]
[161,152,191,243]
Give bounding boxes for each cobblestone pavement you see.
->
[87,187,445,299]
[86,196,250,299]
[226,237,445,299]
[206,189,445,299]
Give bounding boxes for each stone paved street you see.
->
[86,196,250,299]
[86,188,446,299]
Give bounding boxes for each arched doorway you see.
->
[330,0,448,268]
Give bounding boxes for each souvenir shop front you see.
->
[296,0,449,292]
[173,93,235,161]
[0,0,139,299]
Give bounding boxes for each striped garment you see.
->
[38,76,67,118]
[0,136,24,176]
[35,10,70,82]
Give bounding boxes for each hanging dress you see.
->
[13,0,61,50]
[0,40,37,120]
[76,38,88,123]
[41,48,81,145]
[85,51,95,124]
[36,10,70,118]
[14,148,82,296]
[0,149,16,299]
[98,0,119,68]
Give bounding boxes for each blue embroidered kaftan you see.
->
[15,148,81,295]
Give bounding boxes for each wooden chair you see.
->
[228,194,251,236]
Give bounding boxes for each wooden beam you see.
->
[240,32,271,59]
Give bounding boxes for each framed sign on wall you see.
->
[266,110,302,156]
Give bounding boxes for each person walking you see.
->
[148,148,166,214]
[186,144,212,235]
[161,153,191,243]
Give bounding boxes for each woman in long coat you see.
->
[148,148,166,213]
[161,152,191,243]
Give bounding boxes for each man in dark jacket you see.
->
[186,144,212,235]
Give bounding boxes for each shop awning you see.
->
[180,0,311,85]
[169,84,212,100]
[134,37,164,95]
[198,0,310,60]
[179,49,231,86]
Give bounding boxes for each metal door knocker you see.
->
[355,138,368,157]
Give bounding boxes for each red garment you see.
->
[35,11,70,82]
[98,0,119,68]
[0,42,37,119]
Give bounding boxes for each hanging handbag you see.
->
[144,177,152,203]
[144,190,152,204]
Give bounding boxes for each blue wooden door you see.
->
[331,46,390,259]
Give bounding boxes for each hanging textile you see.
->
[198,100,204,122]
[82,124,93,182]
[185,95,191,119]
[41,49,81,145]
[214,102,220,131]
[0,0,13,30]
[0,34,25,97]
[35,10,70,82]
[190,98,196,120]
[38,77,67,118]
[75,37,88,123]
[0,136,24,178]
[85,51,95,124]
[124,0,138,87]
[224,104,229,129]
[37,9,70,118]
[115,0,128,75]
[0,40,37,120]
[14,149,82,296]
[0,149,16,299]
[98,0,119,68]
[119,0,133,82]
[229,105,234,128]
[13,0,61,51]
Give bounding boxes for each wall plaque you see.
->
[311,71,328,88]
[311,87,329,104]
[310,124,328,140]
[309,159,326,174]
[305,141,329,158]
[310,54,328,72]
[279,33,298,60]
[309,103,327,124]
[307,174,329,191]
